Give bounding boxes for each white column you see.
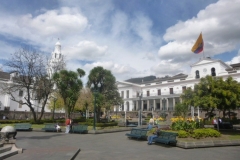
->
[160,99,162,110]
[153,99,156,111]
[173,98,175,110]
[166,98,169,110]
[141,100,143,111]
[147,100,149,111]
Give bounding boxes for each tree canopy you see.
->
[87,66,123,121]
[181,75,240,118]
[53,69,85,118]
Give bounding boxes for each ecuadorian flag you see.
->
[191,33,204,54]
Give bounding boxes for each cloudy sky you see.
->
[0,0,240,84]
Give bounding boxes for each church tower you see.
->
[48,40,66,78]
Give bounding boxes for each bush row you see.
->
[178,128,221,139]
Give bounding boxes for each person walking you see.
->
[65,117,71,133]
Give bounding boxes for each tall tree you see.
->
[0,47,55,122]
[87,66,122,121]
[215,77,240,118]
[75,87,94,117]
[53,69,85,118]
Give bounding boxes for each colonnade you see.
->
[120,97,182,111]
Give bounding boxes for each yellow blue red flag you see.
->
[191,33,204,54]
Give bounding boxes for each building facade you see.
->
[116,57,240,118]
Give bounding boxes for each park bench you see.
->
[14,123,32,131]
[153,131,178,145]
[42,123,60,132]
[125,128,148,140]
[71,124,88,134]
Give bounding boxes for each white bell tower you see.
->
[48,40,65,78]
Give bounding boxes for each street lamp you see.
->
[138,92,143,127]
[91,82,101,130]
[52,96,57,120]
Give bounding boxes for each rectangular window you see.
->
[121,91,124,98]
[170,88,173,94]
[147,91,150,96]
[127,90,129,98]
[19,90,23,97]
[158,89,161,95]
[136,92,139,97]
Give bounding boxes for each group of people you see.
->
[54,117,72,133]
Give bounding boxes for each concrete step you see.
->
[0,150,18,159]
[0,146,12,153]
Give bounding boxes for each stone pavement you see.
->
[6,131,240,160]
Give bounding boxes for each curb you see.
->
[176,139,240,149]
[70,148,81,160]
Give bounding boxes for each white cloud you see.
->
[0,7,88,46]
[151,60,185,77]
[159,0,240,60]
[64,41,108,61]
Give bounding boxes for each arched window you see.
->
[211,68,216,76]
[195,70,200,79]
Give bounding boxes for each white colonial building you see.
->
[0,41,65,113]
[116,57,240,118]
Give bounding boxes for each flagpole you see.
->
[202,32,205,59]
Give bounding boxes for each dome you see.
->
[55,41,61,46]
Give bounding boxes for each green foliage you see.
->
[191,128,221,139]
[174,103,189,119]
[171,120,198,132]
[87,66,123,121]
[80,121,118,127]
[178,128,221,139]
[53,69,85,118]
[178,130,189,138]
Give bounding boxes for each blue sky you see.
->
[0,0,240,83]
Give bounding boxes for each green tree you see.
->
[75,87,94,117]
[215,77,240,118]
[87,66,122,122]
[53,69,85,118]
[174,102,189,120]
[193,76,219,118]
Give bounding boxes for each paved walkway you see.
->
[6,131,240,160]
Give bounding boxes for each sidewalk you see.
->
[6,130,240,160]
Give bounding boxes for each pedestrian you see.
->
[147,126,160,145]
[65,117,71,133]
[55,123,61,132]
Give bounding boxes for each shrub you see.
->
[191,128,221,139]
[178,130,189,138]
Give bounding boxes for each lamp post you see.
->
[91,82,101,130]
[138,92,143,127]
[52,97,57,120]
